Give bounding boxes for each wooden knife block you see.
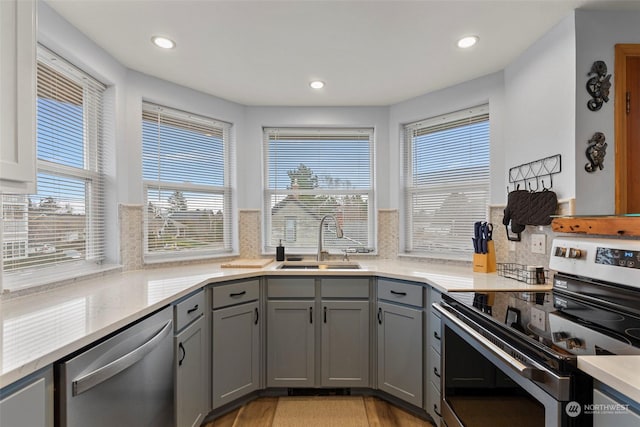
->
[473,240,496,273]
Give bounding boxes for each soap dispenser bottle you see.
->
[276,240,285,261]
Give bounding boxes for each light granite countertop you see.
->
[578,356,640,404]
[0,258,551,389]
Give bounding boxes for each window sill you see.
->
[143,250,239,266]
[2,263,123,298]
[398,252,472,265]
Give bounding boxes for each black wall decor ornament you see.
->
[585,132,607,172]
[586,60,611,111]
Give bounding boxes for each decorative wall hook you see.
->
[586,60,611,111]
[585,132,607,172]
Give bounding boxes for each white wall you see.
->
[503,13,576,204]
[38,1,638,265]
[574,10,640,215]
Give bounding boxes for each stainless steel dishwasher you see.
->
[56,306,174,427]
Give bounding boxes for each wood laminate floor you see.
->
[204,396,435,427]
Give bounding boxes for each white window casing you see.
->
[263,127,375,255]
[142,102,234,262]
[402,105,490,260]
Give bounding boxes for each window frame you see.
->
[402,105,490,260]
[262,127,376,255]
[141,102,235,263]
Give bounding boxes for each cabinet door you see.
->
[594,389,640,427]
[175,316,206,427]
[0,372,50,427]
[377,301,423,407]
[321,300,369,387]
[212,301,260,408]
[267,300,315,387]
[0,0,36,193]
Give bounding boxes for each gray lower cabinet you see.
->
[174,291,207,427]
[377,300,423,407]
[426,289,442,424]
[593,387,640,427]
[321,300,369,387]
[267,300,315,387]
[0,368,52,427]
[212,281,262,409]
[266,277,371,389]
[175,316,207,427]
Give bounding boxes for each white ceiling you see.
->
[45,0,639,107]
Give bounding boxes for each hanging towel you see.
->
[503,189,557,232]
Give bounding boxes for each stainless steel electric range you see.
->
[434,236,640,427]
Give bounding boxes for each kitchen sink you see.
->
[277,261,361,270]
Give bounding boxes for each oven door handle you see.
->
[434,303,544,382]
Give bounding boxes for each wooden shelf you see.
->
[551,216,640,237]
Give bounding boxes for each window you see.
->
[142,103,234,259]
[1,46,106,284]
[403,105,489,259]
[264,127,374,253]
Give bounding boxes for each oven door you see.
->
[435,302,591,427]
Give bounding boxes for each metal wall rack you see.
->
[507,154,562,193]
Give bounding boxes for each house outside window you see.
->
[1,46,106,288]
[264,127,375,254]
[142,103,234,260]
[403,105,490,259]
[284,216,297,242]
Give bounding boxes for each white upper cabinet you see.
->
[0,0,36,194]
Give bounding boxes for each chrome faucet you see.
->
[317,215,343,261]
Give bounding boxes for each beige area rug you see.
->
[271,396,369,427]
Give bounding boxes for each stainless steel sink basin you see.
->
[277,261,361,270]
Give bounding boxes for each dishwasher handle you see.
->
[72,319,173,396]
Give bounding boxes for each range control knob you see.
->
[554,247,567,257]
[567,338,585,350]
[568,248,583,259]
[552,331,569,342]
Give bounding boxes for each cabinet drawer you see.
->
[427,380,442,424]
[267,277,315,298]
[428,346,441,392]
[377,279,423,307]
[321,278,369,298]
[212,280,259,309]
[174,290,205,332]
[429,311,442,353]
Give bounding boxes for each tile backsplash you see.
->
[490,198,574,270]
[119,200,574,271]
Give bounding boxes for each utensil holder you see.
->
[473,240,496,273]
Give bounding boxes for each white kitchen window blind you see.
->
[1,46,106,282]
[403,105,489,259]
[263,127,375,253]
[142,103,233,259]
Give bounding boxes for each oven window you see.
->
[444,326,545,427]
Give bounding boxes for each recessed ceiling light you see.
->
[151,36,176,49]
[457,35,479,49]
[310,80,325,89]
